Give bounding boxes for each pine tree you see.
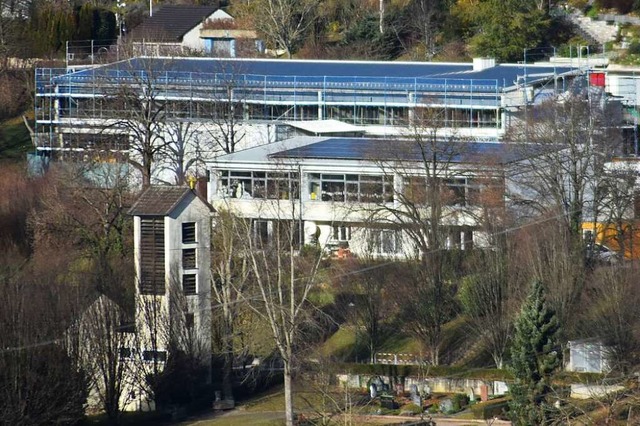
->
[509,280,560,425]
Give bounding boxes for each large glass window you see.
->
[220,170,299,200]
[369,229,403,254]
[403,176,483,207]
[308,173,393,203]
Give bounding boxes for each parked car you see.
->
[587,243,621,265]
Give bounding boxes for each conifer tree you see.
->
[509,280,560,425]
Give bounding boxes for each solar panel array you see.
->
[271,138,537,164]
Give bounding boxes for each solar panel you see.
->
[271,138,534,164]
[62,57,579,90]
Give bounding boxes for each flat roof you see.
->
[213,136,550,166]
[284,120,363,134]
[58,57,579,90]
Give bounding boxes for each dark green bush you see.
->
[470,397,511,420]
[628,41,640,54]
[452,393,470,412]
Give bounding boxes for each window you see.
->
[444,178,466,206]
[139,217,165,295]
[370,229,403,254]
[252,220,269,245]
[185,313,194,330]
[182,248,197,269]
[333,225,351,241]
[182,222,196,243]
[142,350,167,363]
[308,174,393,203]
[183,274,196,295]
[403,177,487,207]
[220,170,299,200]
[119,347,132,360]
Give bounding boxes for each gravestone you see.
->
[422,384,431,397]
[410,384,422,407]
[440,398,453,414]
[480,384,489,402]
[410,384,418,396]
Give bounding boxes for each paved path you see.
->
[180,409,512,425]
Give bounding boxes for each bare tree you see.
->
[460,246,519,369]
[581,267,640,373]
[407,0,445,59]
[508,92,622,241]
[335,258,398,363]
[79,292,134,421]
[112,82,167,187]
[238,203,323,426]
[363,113,485,365]
[591,161,639,260]
[210,210,251,404]
[160,121,208,185]
[204,71,247,155]
[98,58,178,187]
[514,219,586,339]
[0,261,88,425]
[134,269,211,411]
[254,0,319,58]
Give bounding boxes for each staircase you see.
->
[567,12,619,45]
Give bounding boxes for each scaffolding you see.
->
[34,64,514,151]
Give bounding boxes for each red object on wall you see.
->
[590,72,606,87]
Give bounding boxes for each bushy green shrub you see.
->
[452,393,470,412]
[586,5,600,18]
[628,41,640,54]
[428,403,439,414]
[470,398,510,420]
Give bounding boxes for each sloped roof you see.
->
[129,5,218,42]
[128,186,196,216]
[214,136,561,165]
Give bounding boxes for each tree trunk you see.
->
[284,362,294,426]
[222,330,234,403]
[379,0,385,34]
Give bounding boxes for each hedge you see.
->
[333,363,513,381]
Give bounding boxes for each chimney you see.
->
[473,58,496,71]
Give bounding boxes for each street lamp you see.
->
[348,302,358,363]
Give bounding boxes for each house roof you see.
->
[128,186,205,216]
[272,138,538,164]
[213,136,557,166]
[129,5,218,42]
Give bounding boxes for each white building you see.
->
[128,5,220,55]
[33,56,582,186]
[128,186,214,406]
[206,136,547,257]
[567,339,610,374]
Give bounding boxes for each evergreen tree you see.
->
[509,280,560,425]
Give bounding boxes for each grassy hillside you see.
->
[0,115,33,161]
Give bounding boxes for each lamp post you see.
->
[348,301,358,363]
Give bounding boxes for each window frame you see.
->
[183,273,197,295]
[182,222,197,244]
[182,248,197,269]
